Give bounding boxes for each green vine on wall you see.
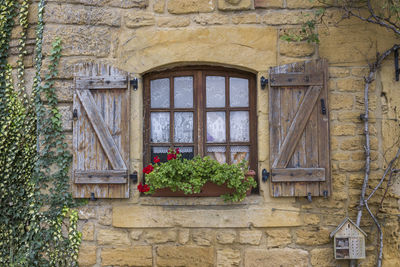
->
[0,0,81,266]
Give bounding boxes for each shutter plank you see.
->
[76,76,127,89]
[273,86,322,169]
[271,168,325,182]
[77,89,127,170]
[270,73,323,86]
[270,86,282,197]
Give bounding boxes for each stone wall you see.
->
[28,0,400,266]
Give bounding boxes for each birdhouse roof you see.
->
[329,217,367,238]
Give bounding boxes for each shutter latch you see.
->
[130,78,138,91]
[262,169,270,182]
[320,99,326,115]
[260,76,268,89]
[307,192,312,202]
[72,109,78,119]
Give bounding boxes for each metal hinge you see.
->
[320,99,326,115]
[72,109,78,119]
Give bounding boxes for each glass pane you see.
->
[230,111,249,142]
[231,146,250,164]
[207,112,226,143]
[151,147,169,163]
[174,77,193,108]
[207,146,226,164]
[151,146,194,163]
[151,78,170,108]
[151,112,170,143]
[206,76,225,107]
[177,146,194,160]
[230,77,249,107]
[174,112,193,143]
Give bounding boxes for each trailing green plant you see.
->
[0,0,81,266]
[143,149,257,202]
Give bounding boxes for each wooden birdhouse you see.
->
[330,217,367,260]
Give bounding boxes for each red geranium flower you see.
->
[153,156,160,163]
[167,153,177,161]
[175,148,180,154]
[137,183,150,192]
[143,164,154,174]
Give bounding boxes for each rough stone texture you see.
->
[216,230,236,244]
[286,0,326,8]
[279,41,315,57]
[156,246,214,267]
[130,230,143,240]
[330,94,354,110]
[97,206,112,226]
[244,248,309,267]
[78,244,97,266]
[332,124,358,136]
[265,229,291,247]
[81,222,94,241]
[232,14,258,24]
[310,248,336,266]
[192,229,214,246]
[43,25,111,57]
[167,0,214,14]
[217,249,241,267]
[118,26,277,73]
[295,228,331,246]
[218,0,252,11]
[125,12,155,28]
[154,0,165,13]
[101,247,152,266]
[178,228,190,244]
[239,230,263,245]
[113,205,301,228]
[157,17,190,27]
[254,0,283,8]
[97,229,130,245]
[193,14,230,25]
[44,3,121,26]
[144,229,177,243]
[261,10,312,25]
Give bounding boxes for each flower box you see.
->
[151,170,256,197]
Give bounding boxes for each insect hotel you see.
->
[330,217,367,260]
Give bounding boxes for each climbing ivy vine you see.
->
[0,0,81,266]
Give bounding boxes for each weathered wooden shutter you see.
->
[72,63,130,198]
[269,59,331,197]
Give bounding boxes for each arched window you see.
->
[143,66,257,173]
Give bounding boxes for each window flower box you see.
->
[139,149,257,202]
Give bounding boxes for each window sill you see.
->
[138,195,263,206]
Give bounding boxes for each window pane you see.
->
[174,76,193,108]
[206,146,226,163]
[174,112,193,143]
[151,78,170,108]
[207,112,226,143]
[231,146,250,164]
[230,77,249,107]
[206,76,225,107]
[177,146,194,160]
[230,111,249,142]
[151,112,170,143]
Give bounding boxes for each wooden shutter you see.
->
[72,63,130,198]
[269,59,331,197]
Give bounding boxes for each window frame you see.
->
[143,66,258,175]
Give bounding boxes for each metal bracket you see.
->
[90,192,97,201]
[130,172,138,183]
[307,193,312,202]
[320,99,326,115]
[72,109,78,119]
[395,48,399,81]
[262,169,270,182]
[260,76,268,89]
[323,190,328,198]
[130,78,138,91]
